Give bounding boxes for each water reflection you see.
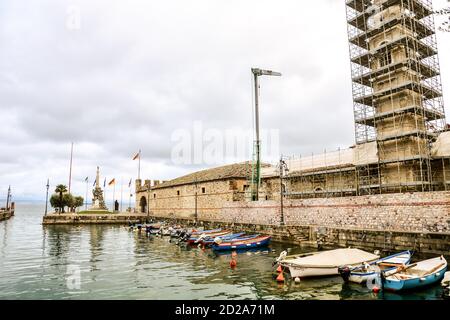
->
[0,204,446,300]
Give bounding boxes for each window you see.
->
[379,51,392,67]
[153,193,156,199]
[177,190,180,196]
[202,187,206,194]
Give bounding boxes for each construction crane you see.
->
[250,68,282,201]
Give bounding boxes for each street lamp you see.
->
[44,179,50,216]
[251,68,282,201]
[278,157,289,226]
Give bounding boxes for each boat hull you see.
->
[212,236,271,251]
[287,266,339,278]
[346,251,412,284]
[383,257,447,292]
[280,248,380,279]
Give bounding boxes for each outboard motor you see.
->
[338,266,351,283]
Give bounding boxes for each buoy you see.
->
[294,277,301,284]
[230,259,237,268]
[276,265,283,273]
[276,272,285,283]
[372,286,380,293]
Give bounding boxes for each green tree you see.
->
[73,196,84,211]
[63,193,74,212]
[54,184,68,213]
[50,194,64,213]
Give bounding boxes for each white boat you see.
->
[338,251,412,284]
[278,248,380,278]
[382,256,447,292]
[441,271,450,299]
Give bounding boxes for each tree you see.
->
[54,184,68,213]
[73,196,84,212]
[50,194,64,213]
[63,193,74,212]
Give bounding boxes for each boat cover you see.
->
[285,248,380,268]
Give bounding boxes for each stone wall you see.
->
[150,191,450,234]
[136,178,249,219]
[0,209,14,222]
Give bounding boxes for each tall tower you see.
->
[346,0,446,194]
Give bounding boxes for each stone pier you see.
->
[42,212,149,225]
[0,208,14,221]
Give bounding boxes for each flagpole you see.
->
[68,142,74,194]
[113,181,116,212]
[120,178,123,213]
[129,180,132,212]
[138,149,141,180]
[85,177,88,210]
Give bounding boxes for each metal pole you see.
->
[279,158,286,226]
[85,178,88,211]
[194,179,198,224]
[113,182,116,212]
[254,73,260,201]
[45,180,49,216]
[6,185,11,210]
[138,149,141,180]
[129,181,132,212]
[68,142,74,194]
[147,187,150,218]
[120,178,123,213]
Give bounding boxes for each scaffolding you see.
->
[346,0,447,194]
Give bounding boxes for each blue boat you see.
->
[381,256,447,292]
[339,251,412,284]
[212,235,271,251]
[200,232,247,246]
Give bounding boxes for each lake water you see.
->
[0,203,445,300]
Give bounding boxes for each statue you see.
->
[90,166,108,211]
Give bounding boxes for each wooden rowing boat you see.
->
[339,251,412,284]
[382,256,447,292]
[212,235,271,251]
[279,248,380,278]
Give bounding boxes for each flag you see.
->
[132,150,140,160]
[128,178,132,188]
[103,178,106,187]
[108,178,116,186]
[85,177,88,182]
[93,178,96,186]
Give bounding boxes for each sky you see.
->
[0,0,449,202]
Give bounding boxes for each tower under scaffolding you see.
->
[346,0,447,194]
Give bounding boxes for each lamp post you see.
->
[85,177,89,211]
[44,179,50,216]
[251,68,282,201]
[6,185,11,211]
[194,178,198,225]
[278,157,289,226]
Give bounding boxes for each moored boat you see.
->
[187,230,231,245]
[199,232,247,246]
[338,251,412,284]
[212,235,271,251]
[442,272,450,299]
[381,256,447,292]
[278,248,380,278]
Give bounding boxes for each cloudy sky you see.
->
[1,0,449,202]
